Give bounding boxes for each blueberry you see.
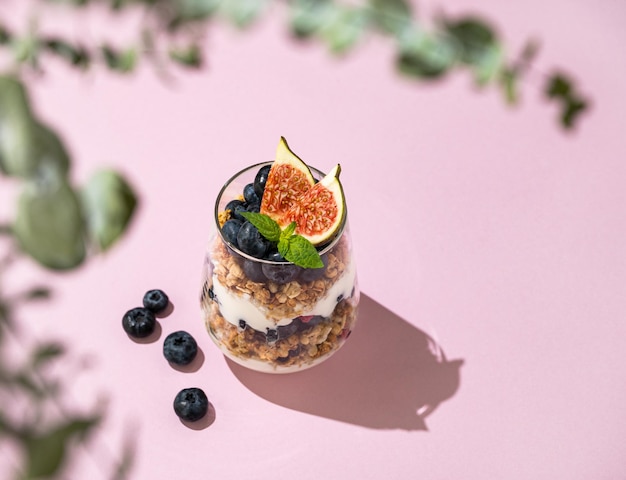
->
[299,253,329,282]
[143,289,169,314]
[221,219,242,246]
[243,183,260,205]
[277,322,299,339]
[237,221,270,258]
[261,252,300,284]
[122,307,156,338]
[163,330,198,365]
[225,199,246,221]
[238,319,247,331]
[173,387,209,422]
[253,164,271,198]
[266,328,278,344]
[242,259,266,282]
[246,202,260,213]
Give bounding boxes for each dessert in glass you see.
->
[200,137,359,373]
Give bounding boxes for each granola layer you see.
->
[200,234,359,371]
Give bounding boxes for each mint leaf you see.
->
[281,221,297,240]
[239,212,323,269]
[240,212,281,242]
[280,235,324,269]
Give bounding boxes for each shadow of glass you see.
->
[227,293,463,430]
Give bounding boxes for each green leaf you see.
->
[43,38,90,69]
[167,0,220,29]
[12,32,41,69]
[443,16,496,64]
[0,23,12,44]
[396,35,455,80]
[289,0,334,39]
[367,0,413,35]
[561,97,588,129]
[442,16,503,86]
[221,0,267,28]
[81,170,138,252]
[0,76,71,180]
[545,73,572,99]
[14,179,86,270]
[240,212,281,243]
[500,67,519,104]
[0,75,38,177]
[544,73,589,129]
[280,221,296,240]
[23,416,101,479]
[31,342,65,369]
[279,235,324,269]
[320,6,369,54]
[472,42,504,86]
[23,286,52,301]
[169,44,203,68]
[101,45,137,73]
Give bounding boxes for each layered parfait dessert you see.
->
[201,137,359,373]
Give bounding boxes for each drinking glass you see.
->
[200,162,359,373]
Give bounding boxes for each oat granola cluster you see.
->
[201,236,358,370]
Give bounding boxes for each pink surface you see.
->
[2,0,626,478]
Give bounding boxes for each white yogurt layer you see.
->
[211,258,356,332]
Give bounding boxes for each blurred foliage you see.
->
[0,0,590,478]
[0,18,138,480]
[0,278,133,479]
[0,0,589,130]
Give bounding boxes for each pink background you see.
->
[2,0,626,478]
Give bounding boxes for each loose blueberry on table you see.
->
[143,289,170,314]
[122,307,156,338]
[163,330,198,365]
[173,387,209,422]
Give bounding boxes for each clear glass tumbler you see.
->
[200,162,359,373]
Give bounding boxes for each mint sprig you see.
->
[240,212,324,269]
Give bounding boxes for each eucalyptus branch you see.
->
[0,0,589,129]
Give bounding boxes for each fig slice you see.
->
[260,136,315,225]
[283,164,345,246]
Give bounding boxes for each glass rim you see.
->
[213,161,348,265]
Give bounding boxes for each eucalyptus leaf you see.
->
[367,0,413,35]
[545,72,572,99]
[169,44,203,68]
[500,67,519,104]
[0,23,12,44]
[561,97,587,129]
[471,42,504,86]
[320,6,369,54]
[0,75,38,177]
[290,0,334,38]
[168,0,220,29]
[31,342,65,369]
[43,38,90,69]
[0,77,71,180]
[443,16,497,65]
[23,286,53,301]
[81,169,138,252]
[23,416,101,479]
[101,45,137,73]
[397,35,455,80]
[220,0,267,28]
[14,179,86,270]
